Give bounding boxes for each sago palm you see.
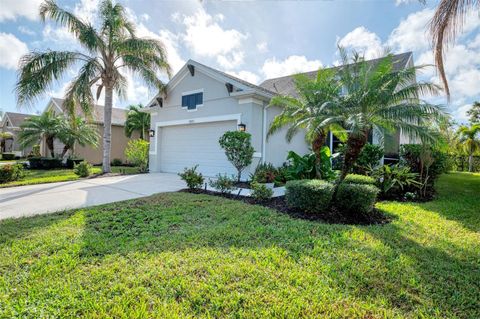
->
[15,0,171,173]
[457,124,480,172]
[333,49,447,182]
[268,69,345,174]
[19,111,62,157]
[125,104,150,140]
[58,116,99,158]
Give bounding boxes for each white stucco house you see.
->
[144,52,414,178]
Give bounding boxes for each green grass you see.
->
[0,173,478,318]
[0,166,141,187]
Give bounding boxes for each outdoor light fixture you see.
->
[149,129,155,137]
[238,123,246,132]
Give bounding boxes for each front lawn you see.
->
[0,166,141,187]
[0,172,478,318]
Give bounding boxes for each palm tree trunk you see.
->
[468,153,473,172]
[311,131,327,178]
[339,132,368,182]
[102,86,113,173]
[61,145,70,158]
[46,136,55,158]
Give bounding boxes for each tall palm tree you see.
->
[333,49,447,182]
[18,111,62,157]
[58,116,99,158]
[268,69,345,171]
[429,0,479,98]
[124,104,150,140]
[457,124,480,172]
[15,0,171,173]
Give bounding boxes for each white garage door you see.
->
[159,120,237,177]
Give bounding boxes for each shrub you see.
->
[178,165,204,190]
[1,153,15,160]
[28,157,63,169]
[285,179,334,214]
[335,183,379,215]
[318,146,336,180]
[250,182,273,201]
[285,151,316,180]
[370,164,421,198]
[111,158,123,166]
[344,174,376,185]
[125,139,149,172]
[354,144,383,173]
[0,164,25,183]
[252,162,277,183]
[218,131,254,182]
[66,158,84,169]
[209,174,237,194]
[74,161,92,177]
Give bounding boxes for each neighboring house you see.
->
[43,98,140,164]
[0,112,36,157]
[145,52,415,178]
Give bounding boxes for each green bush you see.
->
[285,151,316,180]
[125,139,149,172]
[335,183,379,215]
[28,157,63,169]
[66,158,84,169]
[111,158,123,166]
[252,162,277,183]
[29,144,41,157]
[354,144,383,173]
[1,153,15,160]
[250,182,273,201]
[74,161,92,177]
[178,165,204,190]
[285,179,334,214]
[343,174,376,185]
[0,164,25,183]
[219,131,254,182]
[209,174,237,194]
[370,164,421,198]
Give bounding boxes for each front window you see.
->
[182,92,203,110]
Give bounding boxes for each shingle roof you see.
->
[2,112,36,127]
[51,98,128,126]
[259,52,413,97]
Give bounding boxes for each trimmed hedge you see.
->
[1,153,15,160]
[343,174,376,185]
[0,164,25,183]
[335,183,379,215]
[285,179,334,214]
[28,157,63,169]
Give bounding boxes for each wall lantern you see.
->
[237,123,246,132]
[149,129,155,137]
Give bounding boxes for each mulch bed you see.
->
[181,189,390,225]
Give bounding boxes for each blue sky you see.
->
[0,0,478,123]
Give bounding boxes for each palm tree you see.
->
[125,104,150,140]
[457,124,480,172]
[18,111,61,157]
[57,116,99,158]
[429,0,479,98]
[268,69,345,173]
[333,49,447,182]
[15,0,171,173]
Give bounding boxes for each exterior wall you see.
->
[0,126,32,157]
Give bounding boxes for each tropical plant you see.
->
[57,116,99,158]
[466,101,480,124]
[125,104,150,140]
[15,0,171,173]
[457,124,480,172]
[354,144,383,174]
[268,69,345,172]
[429,0,479,98]
[317,146,336,180]
[369,164,421,197]
[178,165,204,190]
[18,111,61,157]
[0,164,26,184]
[252,162,277,183]
[125,139,149,172]
[332,49,446,183]
[218,131,254,182]
[284,151,317,180]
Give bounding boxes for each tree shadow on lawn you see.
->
[77,192,479,317]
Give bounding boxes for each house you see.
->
[145,52,415,178]
[0,111,36,157]
[43,98,140,164]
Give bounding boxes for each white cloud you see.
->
[338,26,384,59]
[257,42,268,53]
[0,0,42,21]
[468,34,480,49]
[42,24,76,44]
[452,103,473,123]
[387,8,433,52]
[73,0,101,24]
[261,55,322,79]
[450,69,480,98]
[217,51,245,70]
[18,26,35,36]
[227,70,260,85]
[0,33,28,70]
[395,0,417,6]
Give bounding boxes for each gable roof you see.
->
[49,98,128,126]
[1,112,36,128]
[259,52,413,97]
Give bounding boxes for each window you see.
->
[182,92,203,110]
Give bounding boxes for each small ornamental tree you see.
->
[219,131,254,182]
[125,139,150,172]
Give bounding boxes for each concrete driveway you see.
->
[0,173,185,220]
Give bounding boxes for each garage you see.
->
[158,120,238,177]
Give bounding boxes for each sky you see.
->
[0,0,479,123]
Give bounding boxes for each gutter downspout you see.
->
[262,103,269,164]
